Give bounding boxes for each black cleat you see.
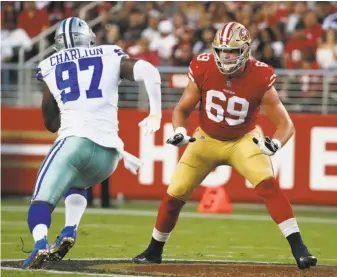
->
[293,246,317,270]
[132,249,162,264]
[295,254,317,270]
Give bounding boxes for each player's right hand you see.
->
[166,127,196,146]
[138,114,161,136]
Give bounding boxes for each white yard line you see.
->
[1,267,152,277]
[0,257,291,263]
[4,258,337,264]
[2,206,337,225]
[2,258,337,269]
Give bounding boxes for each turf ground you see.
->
[1,199,337,277]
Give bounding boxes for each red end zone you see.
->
[1,107,337,205]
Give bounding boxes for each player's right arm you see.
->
[41,81,60,133]
[166,79,200,146]
[37,63,60,133]
[119,56,162,136]
[167,54,204,146]
[173,80,201,130]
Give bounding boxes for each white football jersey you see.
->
[37,45,128,149]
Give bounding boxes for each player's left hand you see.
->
[138,114,161,136]
[252,136,281,156]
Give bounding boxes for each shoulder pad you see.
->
[188,53,213,85]
[251,60,277,91]
[100,45,129,58]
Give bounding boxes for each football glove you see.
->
[252,136,281,156]
[166,127,196,146]
[138,114,161,136]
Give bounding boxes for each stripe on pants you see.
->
[32,139,66,199]
[35,140,61,181]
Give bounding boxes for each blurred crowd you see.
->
[1,1,337,70]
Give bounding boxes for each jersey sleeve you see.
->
[36,59,52,82]
[262,65,277,92]
[36,65,43,82]
[112,45,129,59]
[102,45,129,60]
[188,56,204,87]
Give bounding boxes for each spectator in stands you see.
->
[171,26,195,64]
[158,2,180,18]
[260,45,282,68]
[240,4,254,27]
[46,2,74,45]
[263,2,289,27]
[110,2,137,37]
[1,1,18,32]
[141,9,161,42]
[301,50,320,70]
[304,11,323,48]
[316,2,335,24]
[197,13,213,30]
[150,20,178,65]
[178,2,205,29]
[17,1,49,38]
[323,12,337,30]
[1,2,32,62]
[171,43,194,66]
[127,37,161,66]
[255,27,284,61]
[284,21,316,69]
[258,2,279,30]
[285,2,307,35]
[5,1,337,70]
[47,1,73,26]
[105,24,121,45]
[206,2,230,29]
[123,7,146,44]
[172,12,187,38]
[193,27,215,55]
[316,29,337,69]
[93,3,114,46]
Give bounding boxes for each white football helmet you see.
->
[54,17,96,51]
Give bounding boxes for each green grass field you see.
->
[1,200,337,277]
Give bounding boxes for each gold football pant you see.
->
[167,127,274,201]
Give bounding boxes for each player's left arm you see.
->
[41,81,60,133]
[120,57,162,135]
[254,86,294,155]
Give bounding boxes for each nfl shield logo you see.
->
[226,80,232,87]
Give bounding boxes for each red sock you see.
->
[155,193,185,233]
[255,178,294,224]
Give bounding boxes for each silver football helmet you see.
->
[54,17,96,51]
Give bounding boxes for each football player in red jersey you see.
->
[133,22,317,270]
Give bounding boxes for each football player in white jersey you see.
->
[22,17,162,269]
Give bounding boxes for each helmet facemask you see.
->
[212,44,250,75]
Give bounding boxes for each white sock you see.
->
[152,227,171,242]
[278,218,300,238]
[65,193,87,228]
[32,224,48,242]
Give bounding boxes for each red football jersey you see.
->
[188,53,277,141]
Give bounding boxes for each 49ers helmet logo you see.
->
[239,28,249,41]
